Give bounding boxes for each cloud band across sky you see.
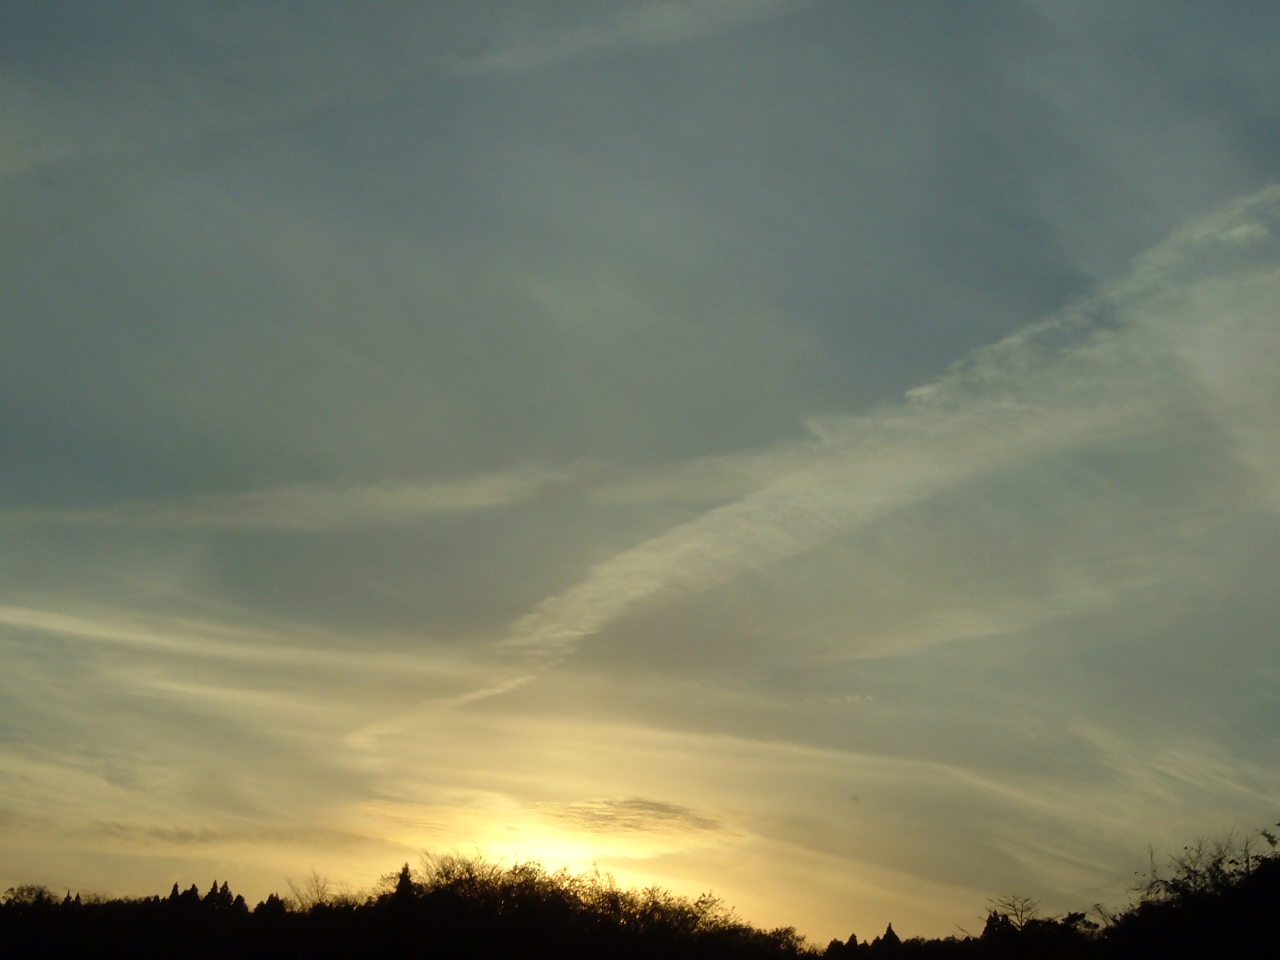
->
[502,187,1280,665]
[4,2,1280,944]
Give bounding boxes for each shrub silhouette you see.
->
[3,824,1277,959]
[0,856,806,960]
[1099,827,1280,960]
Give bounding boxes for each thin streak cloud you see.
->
[454,0,810,74]
[0,605,473,677]
[0,456,805,531]
[502,187,1280,664]
[3,466,576,531]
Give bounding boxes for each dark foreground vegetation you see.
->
[3,826,1278,959]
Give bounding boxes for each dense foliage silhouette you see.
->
[0,854,804,960]
[3,826,1277,959]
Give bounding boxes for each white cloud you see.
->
[500,186,1280,664]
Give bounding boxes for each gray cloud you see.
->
[77,820,376,850]
[541,797,723,834]
[4,0,1280,941]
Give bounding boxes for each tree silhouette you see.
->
[2,823,1278,959]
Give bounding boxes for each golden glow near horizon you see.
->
[4,2,1280,945]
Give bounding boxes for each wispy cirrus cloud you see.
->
[6,2,1280,935]
[1,465,575,531]
[0,604,478,679]
[0,453,811,531]
[454,0,810,74]
[501,186,1280,665]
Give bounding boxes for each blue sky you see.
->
[2,0,1280,940]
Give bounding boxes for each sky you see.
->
[2,0,1280,941]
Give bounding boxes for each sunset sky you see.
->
[3,0,1280,942]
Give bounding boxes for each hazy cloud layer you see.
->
[3,0,1280,944]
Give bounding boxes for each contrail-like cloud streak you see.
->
[502,186,1280,664]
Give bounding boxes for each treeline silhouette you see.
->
[3,825,1277,959]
